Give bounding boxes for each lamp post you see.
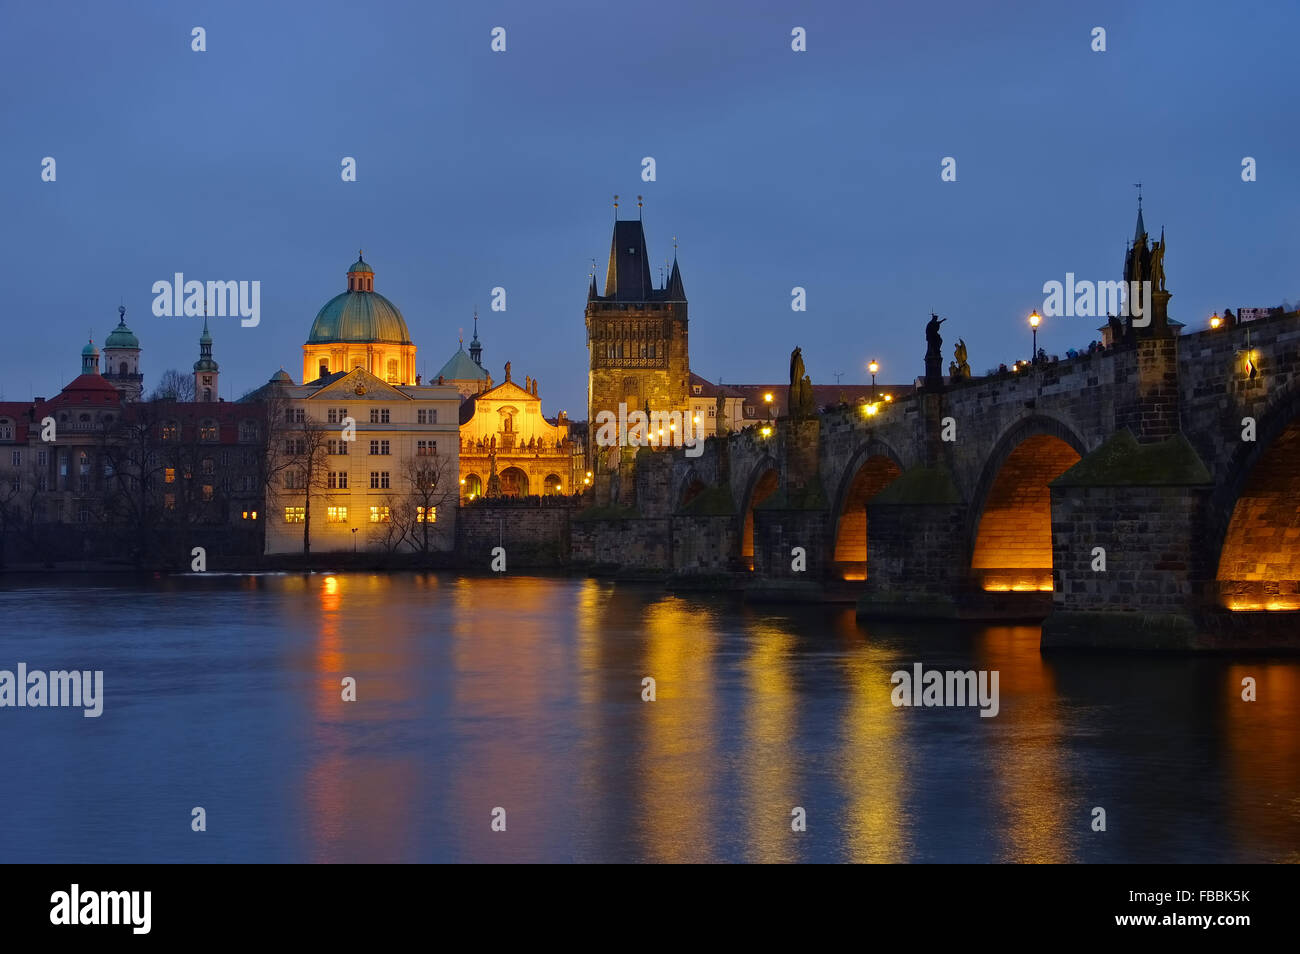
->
[1210,313,1222,330]
[1029,311,1041,363]
[868,360,878,401]
[764,391,774,424]
[351,527,358,553]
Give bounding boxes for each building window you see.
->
[239,420,259,442]
[417,440,436,456]
[370,471,380,489]
[380,471,389,489]
[416,506,436,523]
[202,484,213,501]
[196,420,216,441]
[327,506,348,523]
[164,467,176,484]
[417,409,438,424]
[162,421,178,441]
[285,438,306,455]
[284,507,305,523]
[164,494,175,511]
[369,440,390,456]
[327,439,349,456]
[285,409,305,424]
[369,505,390,523]
[242,510,259,520]
[284,470,305,490]
[369,408,390,424]
[0,420,12,441]
[328,471,348,489]
[10,450,19,467]
[200,457,214,476]
[78,507,90,524]
[37,449,47,467]
[327,407,348,424]
[387,358,399,383]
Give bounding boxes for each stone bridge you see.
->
[578,310,1300,650]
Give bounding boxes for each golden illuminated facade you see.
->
[458,363,574,498]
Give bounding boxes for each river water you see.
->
[0,572,1296,863]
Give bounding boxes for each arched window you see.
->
[465,474,482,497]
[119,362,128,375]
[387,358,399,383]
[0,419,12,441]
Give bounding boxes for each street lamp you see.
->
[868,360,878,401]
[351,527,358,553]
[1029,311,1041,363]
[1210,313,1222,330]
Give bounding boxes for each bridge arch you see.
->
[739,455,780,571]
[966,414,1087,592]
[828,439,905,581]
[1211,383,1300,611]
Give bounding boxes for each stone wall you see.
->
[455,499,578,566]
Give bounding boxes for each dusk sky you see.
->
[4,0,1296,415]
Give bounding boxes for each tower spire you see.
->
[469,307,483,367]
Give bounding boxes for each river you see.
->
[0,572,1296,862]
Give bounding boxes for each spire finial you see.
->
[459,327,464,347]
[1134,181,1143,211]
[118,303,126,324]
[613,194,619,218]
[637,194,643,220]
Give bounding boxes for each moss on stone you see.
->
[573,503,641,522]
[679,485,736,516]
[1053,429,1212,487]
[758,474,828,511]
[872,466,961,505]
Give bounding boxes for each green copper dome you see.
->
[82,339,98,356]
[269,369,294,383]
[307,290,411,345]
[348,255,373,274]
[436,346,488,382]
[105,308,139,349]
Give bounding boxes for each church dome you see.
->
[104,307,139,349]
[269,369,294,384]
[307,255,411,345]
[308,292,411,344]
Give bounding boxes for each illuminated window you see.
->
[284,507,305,523]
[199,420,218,441]
[202,484,213,501]
[369,505,390,523]
[164,493,175,511]
[386,358,399,383]
[162,421,178,441]
[416,506,436,523]
[165,467,176,483]
[327,506,348,523]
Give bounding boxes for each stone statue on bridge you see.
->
[1150,235,1166,293]
[926,314,946,361]
[789,346,816,418]
[952,338,971,380]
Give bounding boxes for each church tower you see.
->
[102,305,143,401]
[193,315,220,401]
[585,198,689,470]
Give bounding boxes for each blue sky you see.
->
[3,0,1296,415]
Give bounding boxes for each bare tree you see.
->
[267,404,332,554]
[149,369,196,403]
[393,452,458,560]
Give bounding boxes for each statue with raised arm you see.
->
[1149,237,1166,292]
[925,313,947,361]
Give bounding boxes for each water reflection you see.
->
[0,573,1297,862]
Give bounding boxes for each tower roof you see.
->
[104,306,139,349]
[666,256,685,300]
[308,256,411,345]
[348,252,373,274]
[605,220,654,302]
